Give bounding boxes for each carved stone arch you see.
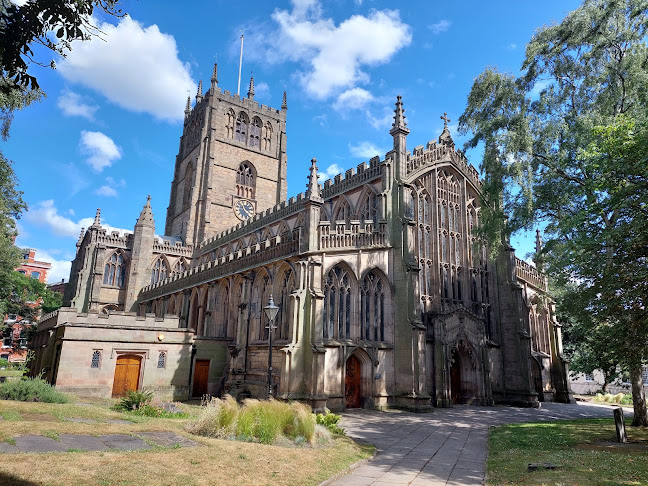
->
[277,221,290,241]
[166,292,178,315]
[294,213,305,229]
[448,337,484,405]
[101,304,121,315]
[319,205,330,222]
[343,347,375,409]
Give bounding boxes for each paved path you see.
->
[0,431,198,454]
[330,402,628,486]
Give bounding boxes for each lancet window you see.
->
[262,122,272,150]
[235,112,249,143]
[333,200,351,229]
[151,257,169,285]
[416,190,433,297]
[103,252,126,287]
[225,109,235,138]
[323,266,353,340]
[171,259,188,277]
[249,117,262,148]
[275,268,295,341]
[183,163,193,210]
[359,192,379,227]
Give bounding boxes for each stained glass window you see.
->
[91,350,101,368]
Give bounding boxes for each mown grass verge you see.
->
[487,418,648,485]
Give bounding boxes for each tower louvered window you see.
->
[236,163,255,199]
[262,122,272,150]
[235,112,249,143]
[250,117,262,148]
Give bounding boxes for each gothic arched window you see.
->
[235,112,249,143]
[171,259,188,277]
[262,122,273,151]
[250,117,262,148]
[103,252,126,287]
[333,199,351,229]
[361,272,386,341]
[322,265,353,340]
[151,257,169,285]
[437,171,462,304]
[275,268,295,341]
[359,192,379,226]
[416,190,432,297]
[236,162,256,199]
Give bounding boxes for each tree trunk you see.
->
[629,365,648,427]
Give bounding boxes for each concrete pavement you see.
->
[329,402,627,486]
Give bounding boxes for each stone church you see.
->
[31,64,573,410]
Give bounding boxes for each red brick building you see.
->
[1,249,52,363]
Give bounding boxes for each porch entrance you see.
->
[450,354,462,404]
[192,359,210,398]
[345,355,362,408]
[112,354,142,397]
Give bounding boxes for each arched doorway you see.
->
[345,355,362,408]
[449,340,480,405]
[450,354,462,404]
[112,354,142,397]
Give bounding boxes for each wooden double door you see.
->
[112,354,142,397]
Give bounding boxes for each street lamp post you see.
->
[264,295,279,399]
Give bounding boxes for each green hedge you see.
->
[0,377,69,403]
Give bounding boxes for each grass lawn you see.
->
[0,399,373,486]
[487,418,648,485]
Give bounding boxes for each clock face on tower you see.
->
[233,199,255,221]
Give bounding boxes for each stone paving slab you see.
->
[14,435,69,453]
[329,402,627,486]
[107,419,133,425]
[0,442,17,453]
[59,434,109,452]
[64,417,97,424]
[98,434,151,451]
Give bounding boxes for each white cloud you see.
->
[57,90,99,120]
[333,87,374,111]
[428,20,451,34]
[349,141,386,159]
[319,163,343,180]
[507,43,517,50]
[32,248,73,284]
[313,114,328,127]
[244,3,411,100]
[95,176,126,197]
[254,81,271,100]
[25,200,95,238]
[367,108,393,130]
[58,16,195,122]
[79,131,121,172]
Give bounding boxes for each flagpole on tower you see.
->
[237,33,244,96]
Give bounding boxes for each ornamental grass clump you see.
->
[0,377,69,403]
[187,395,316,445]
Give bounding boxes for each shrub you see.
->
[315,410,344,435]
[0,358,9,368]
[0,377,69,403]
[187,395,316,445]
[112,390,153,412]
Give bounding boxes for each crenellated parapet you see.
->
[95,229,132,249]
[406,139,481,188]
[152,236,193,257]
[321,156,384,199]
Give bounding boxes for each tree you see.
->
[0,0,123,96]
[459,0,648,425]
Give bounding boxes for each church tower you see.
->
[165,65,288,245]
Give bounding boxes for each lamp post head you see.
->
[264,294,279,322]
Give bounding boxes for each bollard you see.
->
[614,407,627,443]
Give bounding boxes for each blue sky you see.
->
[5,0,582,282]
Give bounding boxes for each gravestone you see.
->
[614,407,627,443]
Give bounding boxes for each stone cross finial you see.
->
[247,75,255,100]
[147,195,151,203]
[441,112,451,128]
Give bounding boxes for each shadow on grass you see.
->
[0,471,38,485]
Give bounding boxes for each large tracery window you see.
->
[275,268,295,341]
[103,252,126,287]
[151,257,169,285]
[249,117,262,148]
[361,272,385,341]
[438,171,462,305]
[323,266,352,340]
[235,112,249,143]
[236,162,255,199]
